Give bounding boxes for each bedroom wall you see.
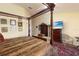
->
[32,11,79,45]
[0,3,30,39]
[32,12,50,36]
[54,12,79,37]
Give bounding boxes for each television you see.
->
[53,20,63,29]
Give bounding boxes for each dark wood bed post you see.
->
[46,3,55,45]
[28,18,30,36]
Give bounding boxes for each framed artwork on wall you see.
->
[0,18,7,24]
[18,27,22,31]
[10,19,16,26]
[1,27,8,32]
[18,22,23,27]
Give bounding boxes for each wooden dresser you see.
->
[53,29,62,43]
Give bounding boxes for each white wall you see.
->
[54,12,79,37]
[32,12,50,36]
[32,11,79,45]
[32,11,79,37]
[0,16,28,39]
[0,4,30,39]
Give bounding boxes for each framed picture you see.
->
[1,27,8,32]
[0,18,7,24]
[10,19,16,26]
[18,22,23,27]
[18,27,22,31]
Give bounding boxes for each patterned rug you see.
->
[51,42,79,56]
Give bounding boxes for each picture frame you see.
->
[10,19,16,26]
[18,22,23,27]
[1,27,8,32]
[0,18,7,24]
[18,27,22,31]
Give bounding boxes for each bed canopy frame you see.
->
[28,3,55,45]
[0,3,55,45]
[46,3,55,45]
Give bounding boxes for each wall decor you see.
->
[18,22,23,27]
[18,27,22,31]
[10,19,16,26]
[0,18,7,24]
[1,27,8,32]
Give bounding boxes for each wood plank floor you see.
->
[0,37,51,56]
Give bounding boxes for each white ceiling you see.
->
[16,3,47,15]
[54,3,79,13]
[16,3,79,16]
